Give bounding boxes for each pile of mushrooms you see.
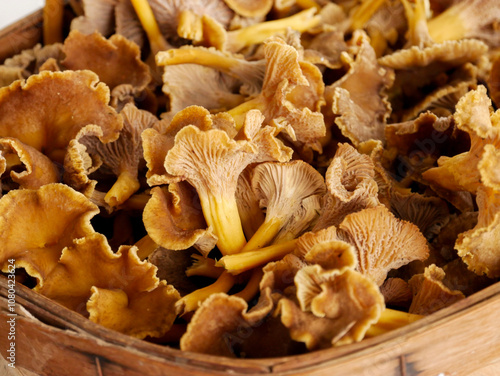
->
[1,0,500,358]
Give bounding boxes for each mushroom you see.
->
[36,232,180,338]
[236,167,265,240]
[70,0,118,38]
[0,137,60,190]
[43,0,65,44]
[455,144,500,278]
[164,125,257,255]
[222,0,273,18]
[379,278,413,308]
[325,30,394,146]
[61,30,151,93]
[143,183,217,257]
[0,184,99,284]
[422,86,500,193]
[0,44,64,88]
[180,292,275,357]
[227,36,326,152]
[313,143,379,231]
[277,266,384,349]
[408,264,465,315]
[0,70,123,163]
[241,160,326,251]
[338,205,430,285]
[75,103,158,207]
[390,189,450,241]
[427,0,500,46]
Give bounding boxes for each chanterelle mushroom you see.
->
[338,205,430,285]
[241,160,326,251]
[164,125,256,255]
[0,184,99,284]
[0,70,123,163]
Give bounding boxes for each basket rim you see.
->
[2,275,500,373]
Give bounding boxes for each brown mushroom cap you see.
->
[0,70,122,163]
[0,137,60,189]
[36,232,179,338]
[408,264,465,315]
[222,0,273,18]
[0,184,99,283]
[338,205,430,285]
[279,266,384,349]
[61,30,151,92]
[379,278,413,308]
[455,144,500,277]
[327,30,394,146]
[143,184,217,257]
[422,86,500,193]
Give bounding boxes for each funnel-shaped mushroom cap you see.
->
[338,205,430,285]
[422,86,500,193]
[61,30,151,92]
[455,144,500,278]
[36,232,180,338]
[143,184,217,257]
[0,70,122,162]
[408,264,465,315]
[0,137,59,189]
[278,266,384,349]
[0,184,99,283]
[327,30,394,146]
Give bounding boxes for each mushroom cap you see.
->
[0,70,122,162]
[180,292,275,357]
[327,30,394,145]
[422,86,500,193]
[222,0,273,18]
[70,0,118,37]
[251,160,326,222]
[35,232,179,338]
[455,144,500,278]
[0,184,99,283]
[143,185,217,256]
[61,30,151,92]
[408,264,465,315]
[0,137,60,189]
[379,278,413,308]
[338,205,430,285]
[279,266,384,350]
[87,281,179,339]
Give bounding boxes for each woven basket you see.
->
[1,7,500,376]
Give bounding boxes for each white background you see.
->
[0,1,44,30]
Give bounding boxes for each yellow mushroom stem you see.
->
[130,0,170,54]
[427,4,467,43]
[349,0,387,31]
[176,271,236,314]
[295,0,321,11]
[199,193,247,256]
[185,254,224,278]
[217,239,298,275]
[227,8,321,52]
[134,234,159,260]
[233,268,263,302]
[239,217,283,253]
[157,47,247,74]
[104,169,141,208]
[43,0,64,45]
[227,97,267,130]
[365,308,423,338]
[118,192,151,211]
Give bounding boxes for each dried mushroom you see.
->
[4,0,500,360]
[278,266,384,349]
[408,264,465,315]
